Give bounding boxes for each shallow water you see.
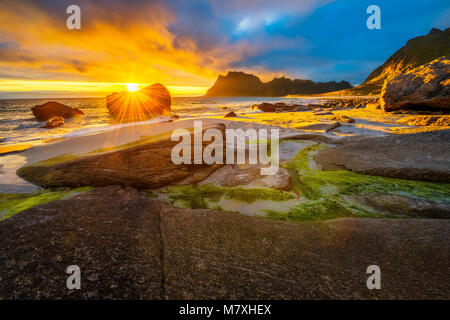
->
[0,96,315,149]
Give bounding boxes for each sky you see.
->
[0,0,448,97]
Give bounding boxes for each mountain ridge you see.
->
[205,71,352,97]
[330,27,450,96]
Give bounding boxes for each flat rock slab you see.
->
[0,186,162,299]
[160,203,449,299]
[315,129,450,182]
[1,187,449,299]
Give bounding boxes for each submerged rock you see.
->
[353,193,449,218]
[315,129,450,182]
[381,57,450,111]
[252,102,312,112]
[41,116,64,129]
[365,102,382,111]
[199,164,292,191]
[398,115,450,126]
[224,111,237,117]
[17,123,226,189]
[330,115,355,123]
[32,101,84,121]
[106,83,171,122]
[1,185,448,299]
[298,121,341,132]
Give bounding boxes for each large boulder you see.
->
[17,123,225,189]
[32,101,84,122]
[0,186,448,299]
[315,129,450,182]
[106,83,171,122]
[381,57,450,111]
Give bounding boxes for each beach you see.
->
[0,96,427,194]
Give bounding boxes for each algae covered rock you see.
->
[315,129,450,182]
[1,186,449,299]
[17,123,226,189]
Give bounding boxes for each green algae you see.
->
[23,154,80,168]
[19,131,175,172]
[87,131,174,155]
[145,190,158,198]
[164,184,296,209]
[0,187,93,221]
[266,144,450,221]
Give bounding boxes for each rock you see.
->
[160,204,450,300]
[381,57,450,111]
[398,115,450,126]
[106,83,171,122]
[32,101,84,122]
[344,28,450,95]
[199,164,292,191]
[325,121,341,132]
[297,121,341,132]
[224,111,237,118]
[315,129,450,182]
[252,102,313,113]
[329,115,355,123]
[41,116,64,129]
[0,186,163,299]
[17,123,226,189]
[1,186,448,299]
[205,71,352,97]
[353,194,449,218]
[314,111,333,115]
[365,102,381,111]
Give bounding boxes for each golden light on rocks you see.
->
[106,83,172,122]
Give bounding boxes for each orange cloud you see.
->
[0,0,321,96]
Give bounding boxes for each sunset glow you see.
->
[126,84,140,92]
[0,80,208,97]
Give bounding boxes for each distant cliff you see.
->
[205,71,352,97]
[333,27,450,96]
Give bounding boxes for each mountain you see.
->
[333,27,450,96]
[205,71,352,97]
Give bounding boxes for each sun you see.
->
[126,83,139,92]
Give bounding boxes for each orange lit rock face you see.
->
[106,83,172,122]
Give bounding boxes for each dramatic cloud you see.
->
[0,0,448,96]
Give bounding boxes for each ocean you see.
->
[0,96,312,150]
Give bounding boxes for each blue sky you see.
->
[168,0,450,84]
